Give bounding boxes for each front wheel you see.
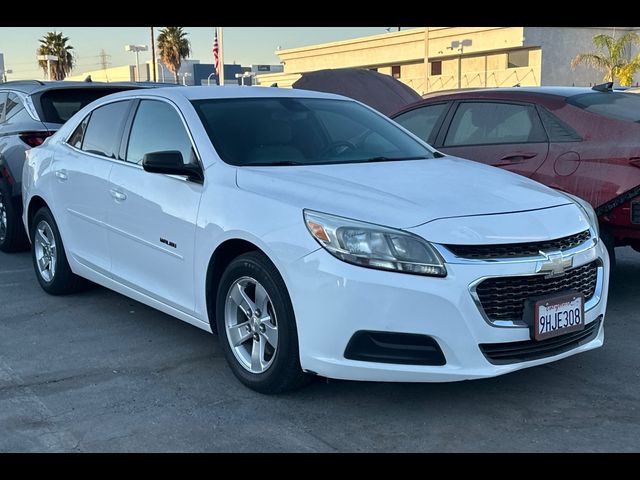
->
[216,251,311,394]
[30,206,87,295]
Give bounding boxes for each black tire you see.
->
[0,178,29,253]
[30,206,87,295]
[601,229,616,273]
[216,251,311,394]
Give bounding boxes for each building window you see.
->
[430,61,442,76]
[508,50,529,68]
[391,65,401,79]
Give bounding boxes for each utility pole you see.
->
[150,27,157,82]
[99,49,111,82]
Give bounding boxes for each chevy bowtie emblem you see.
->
[537,250,573,277]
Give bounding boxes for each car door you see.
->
[435,101,549,177]
[49,100,133,276]
[107,99,203,316]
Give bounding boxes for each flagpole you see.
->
[219,27,225,86]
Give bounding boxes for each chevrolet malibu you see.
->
[22,87,609,393]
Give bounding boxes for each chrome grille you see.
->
[475,261,599,322]
[446,230,591,259]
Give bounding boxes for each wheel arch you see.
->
[205,238,263,333]
[26,195,49,241]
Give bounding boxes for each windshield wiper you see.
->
[245,160,304,166]
[358,156,431,163]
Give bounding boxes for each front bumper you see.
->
[285,238,609,382]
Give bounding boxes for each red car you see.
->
[392,86,640,264]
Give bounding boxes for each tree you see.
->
[36,31,75,80]
[156,27,191,84]
[571,32,640,86]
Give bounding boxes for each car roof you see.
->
[0,80,166,94]
[430,86,596,99]
[98,85,354,103]
[396,86,613,116]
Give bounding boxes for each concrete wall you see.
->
[66,64,137,82]
[254,71,301,88]
[525,27,640,86]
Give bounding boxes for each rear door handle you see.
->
[109,189,127,202]
[55,170,68,181]
[499,152,538,161]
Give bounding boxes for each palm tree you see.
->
[156,27,191,84]
[571,32,640,86]
[36,31,75,80]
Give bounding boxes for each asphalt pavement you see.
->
[0,247,638,452]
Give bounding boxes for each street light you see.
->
[447,39,472,89]
[207,72,216,86]
[235,72,254,86]
[37,55,58,80]
[125,45,148,82]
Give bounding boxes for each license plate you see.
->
[533,292,585,341]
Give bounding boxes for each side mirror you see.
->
[142,151,204,183]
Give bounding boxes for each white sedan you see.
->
[22,86,609,393]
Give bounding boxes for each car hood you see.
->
[235,156,572,228]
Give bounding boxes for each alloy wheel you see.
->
[34,220,57,282]
[224,276,279,374]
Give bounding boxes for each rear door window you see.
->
[444,102,547,146]
[80,101,132,159]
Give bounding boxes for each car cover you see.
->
[292,68,421,116]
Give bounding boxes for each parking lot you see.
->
[0,247,638,452]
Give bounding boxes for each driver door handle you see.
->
[55,170,68,181]
[110,189,127,202]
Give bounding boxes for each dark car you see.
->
[0,80,155,252]
[292,68,421,117]
[392,85,640,263]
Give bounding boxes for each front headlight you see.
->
[303,210,447,277]
[558,191,600,237]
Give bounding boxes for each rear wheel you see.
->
[30,206,87,295]
[216,251,311,394]
[0,178,29,253]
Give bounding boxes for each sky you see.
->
[0,27,393,80]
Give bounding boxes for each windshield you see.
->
[191,97,434,166]
[567,92,640,123]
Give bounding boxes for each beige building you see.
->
[66,59,202,84]
[256,27,640,94]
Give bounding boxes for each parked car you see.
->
[23,86,608,393]
[0,80,154,252]
[392,86,640,265]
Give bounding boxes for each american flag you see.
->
[213,28,220,79]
